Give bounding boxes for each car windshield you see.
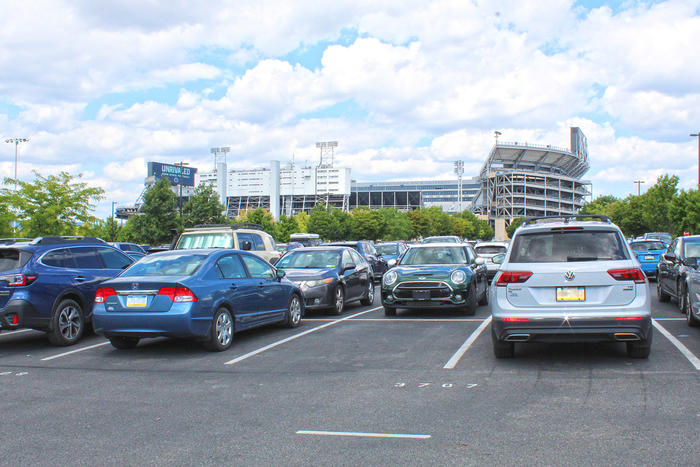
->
[684,240,700,258]
[510,230,628,262]
[475,245,507,255]
[401,246,467,265]
[276,250,340,269]
[375,244,399,256]
[645,233,672,243]
[121,253,208,276]
[175,233,233,249]
[423,237,458,243]
[629,241,666,251]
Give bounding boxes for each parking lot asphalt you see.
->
[1,285,699,466]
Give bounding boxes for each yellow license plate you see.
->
[126,295,148,307]
[556,287,585,302]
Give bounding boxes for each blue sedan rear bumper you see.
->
[92,303,211,339]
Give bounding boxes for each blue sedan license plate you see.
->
[412,290,431,300]
[556,287,585,302]
[126,295,148,307]
[644,255,654,260]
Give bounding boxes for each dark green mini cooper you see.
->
[381,243,489,316]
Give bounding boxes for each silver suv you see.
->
[174,223,281,264]
[490,215,651,359]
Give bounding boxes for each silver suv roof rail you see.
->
[187,223,264,231]
[522,215,612,226]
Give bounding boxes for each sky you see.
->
[1,0,700,219]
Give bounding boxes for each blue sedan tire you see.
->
[285,294,303,328]
[204,308,234,352]
[109,336,140,350]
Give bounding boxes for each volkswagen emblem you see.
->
[418,276,426,280]
[564,271,575,281]
[132,282,139,290]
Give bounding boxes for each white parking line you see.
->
[224,307,380,366]
[0,329,35,338]
[653,318,685,321]
[303,318,485,322]
[652,319,700,371]
[443,316,492,369]
[41,341,111,361]
[296,430,431,439]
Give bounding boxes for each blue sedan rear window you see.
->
[629,242,666,251]
[122,253,207,276]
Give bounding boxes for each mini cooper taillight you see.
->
[495,271,533,287]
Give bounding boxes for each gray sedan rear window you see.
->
[511,231,628,263]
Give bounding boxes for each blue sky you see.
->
[1,0,699,218]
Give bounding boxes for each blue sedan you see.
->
[92,249,303,351]
[628,240,667,280]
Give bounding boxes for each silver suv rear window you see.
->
[510,230,628,263]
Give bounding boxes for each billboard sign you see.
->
[148,162,197,187]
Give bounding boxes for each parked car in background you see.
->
[289,233,322,247]
[276,242,303,255]
[681,258,700,327]
[324,241,388,281]
[92,249,303,351]
[644,232,672,245]
[174,223,281,264]
[275,247,374,314]
[627,239,667,280]
[474,241,509,280]
[490,215,651,359]
[374,241,408,268]
[657,235,700,313]
[109,242,147,260]
[381,243,488,316]
[422,235,462,244]
[0,237,133,345]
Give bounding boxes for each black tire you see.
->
[492,328,514,358]
[478,283,489,306]
[330,286,345,315]
[462,283,477,316]
[204,307,234,352]
[657,281,670,302]
[383,306,396,316]
[360,282,374,306]
[285,294,303,328]
[626,328,652,359]
[685,288,700,327]
[47,299,85,346]
[677,282,685,313]
[109,336,140,350]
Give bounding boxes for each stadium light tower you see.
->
[454,160,465,213]
[315,141,338,206]
[5,137,29,239]
[494,131,502,144]
[691,132,700,189]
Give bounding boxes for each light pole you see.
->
[177,161,190,217]
[5,137,29,238]
[454,160,464,213]
[633,180,645,196]
[691,132,700,189]
[111,201,118,241]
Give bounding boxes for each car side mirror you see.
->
[241,241,252,251]
[663,252,676,262]
[276,269,286,280]
[388,259,397,268]
[492,253,506,264]
[342,264,356,273]
[474,257,486,265]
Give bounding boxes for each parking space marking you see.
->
[224,307,380,366]
[653,318,685,321]
[296,430,431,439]
[0,329,35,338]
[443,316,492,369]
[41,341,111,361]
[652,319,700,371]
[303,318,485,322]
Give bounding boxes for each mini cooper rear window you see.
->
[510,231,628,263]
[401,246,467,265]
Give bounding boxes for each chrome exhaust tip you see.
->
[614,333,640,342]
[505,334,530,342]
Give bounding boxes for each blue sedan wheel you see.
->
[205,308,234,352]
[286,294,302,328]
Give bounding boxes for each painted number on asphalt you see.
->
[394,382,477,389]
[0,371,28,376]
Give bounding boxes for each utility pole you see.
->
[178,161,189,217]
[5,137,29,239]
[454,160,464,213]
[691,132,700,189]
[633,180,645,196]
[111,201,117,241]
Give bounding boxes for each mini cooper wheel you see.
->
[204,308,234,351]
[462,283,477,316]
[109,336,140,350]
[657,281,670,302]
[383,306,396,316]
[478,283,489,306]
[686,288,700,327]
[360,281,374,306]
[330,286,345,315]
[48,299,85,346]
[285,294,302,328]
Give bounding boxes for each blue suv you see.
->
[0,237,134,345]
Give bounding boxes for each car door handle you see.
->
[230,283,238,289]
[74,276,86,282]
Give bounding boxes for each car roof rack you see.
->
[30,236,107,245]
[522,214,611,226]
[0,238,33,245]
[188,223,264,231]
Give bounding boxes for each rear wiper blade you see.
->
[567,256,598,262]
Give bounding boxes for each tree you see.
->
[239,208,277,237]
[669,189,700,235]
[423,207,452,236]
[0,171,104,237]
[580,195,619,216]
[506,217,526,238]
[350,208,387,241]
[308,205,340,240]
[331,209,352,240]
[181,184,227,228]
[276,214,300,242]
[77,216,121,241]
[294,212,310,233]
[406,209,430,239]
[379,208,413,240]
[129,178,179,245]
[640,174,678,233]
